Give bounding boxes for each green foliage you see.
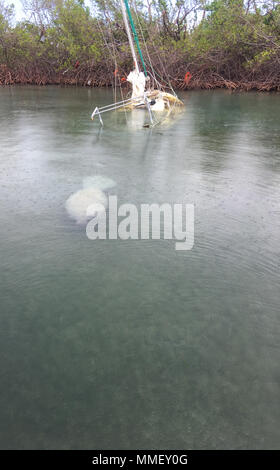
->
[195,0,246,50]
[1,0,280,84]
[49,0,101,67]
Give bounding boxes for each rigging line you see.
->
[123,0,148,76]
[151,38,177,94]
[103,8,129,121]
[118,75,128,124]
[96,17,116,73]
[109,45,127,120]
[99,10,122,105]
[151,42,177,96]
[131,0,177,96]
[104,16,118,103]
[105,15,131,121]
[100,37,117,104]
[131,0,161,89]
[144,12,177,95]
[96,19,128,121]
[153,67,175,90]
[157,41,178,96]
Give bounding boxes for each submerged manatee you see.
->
[65,187,107,224]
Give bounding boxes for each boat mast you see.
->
[120,0,140,74]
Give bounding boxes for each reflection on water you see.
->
[0,87,280,449]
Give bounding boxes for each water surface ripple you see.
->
[0,87,280,449]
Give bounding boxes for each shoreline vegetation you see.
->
[1,0,280,91]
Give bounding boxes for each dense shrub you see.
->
[0,0,280,89]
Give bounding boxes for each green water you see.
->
[0,86,280,449]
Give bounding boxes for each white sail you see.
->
[127,70,146,99]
